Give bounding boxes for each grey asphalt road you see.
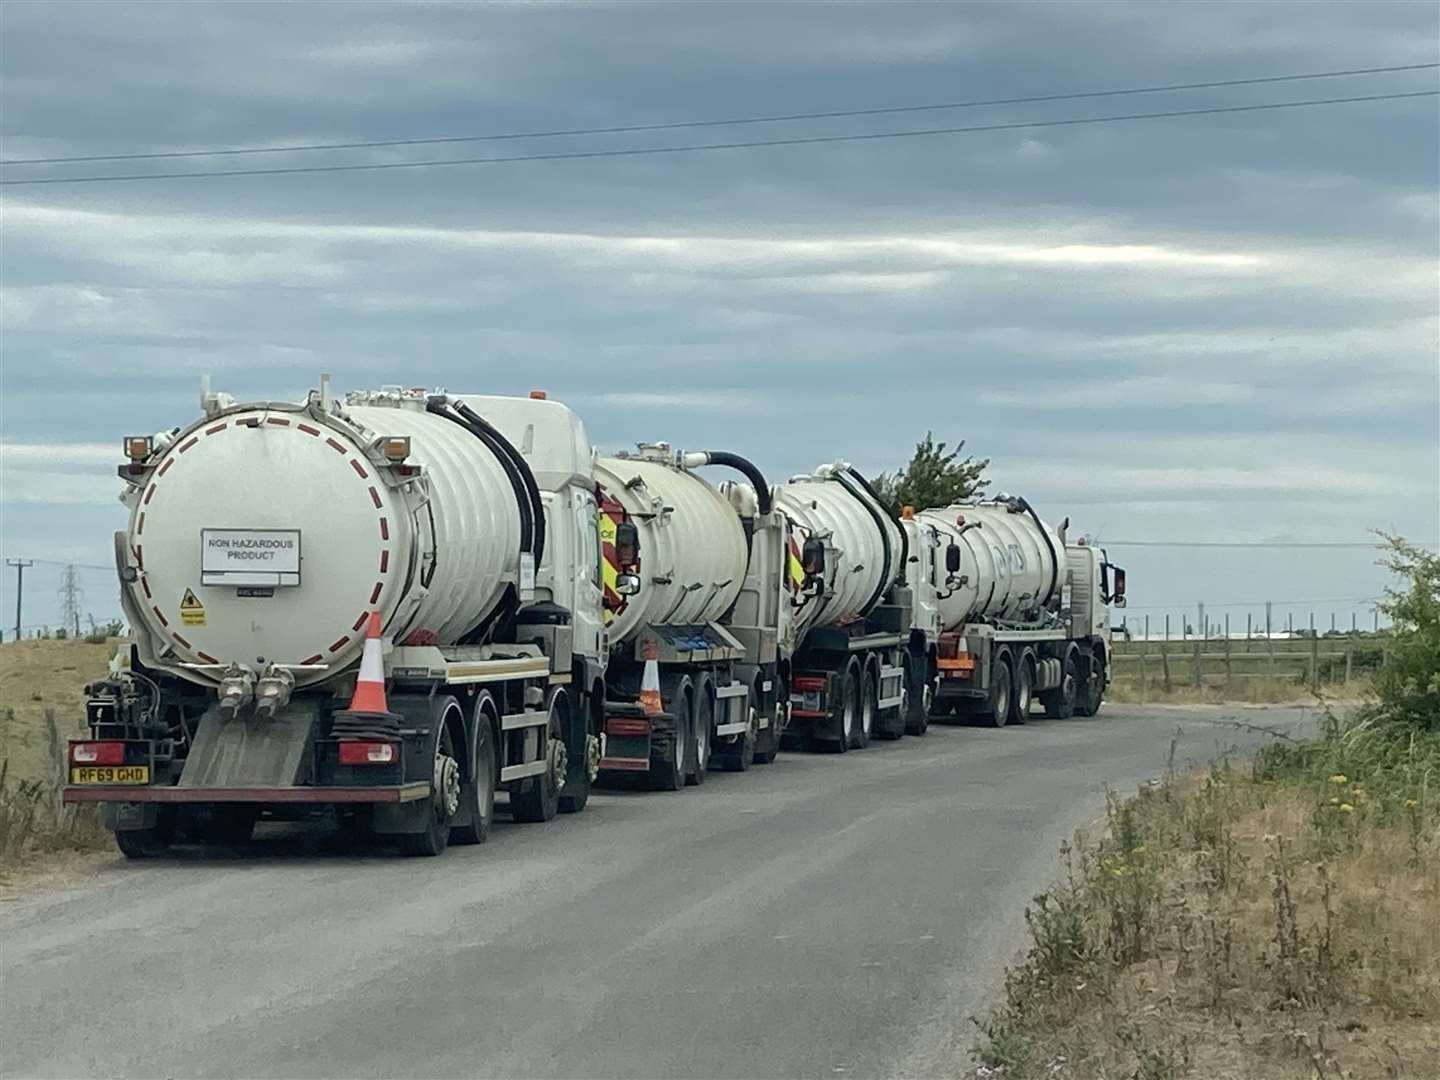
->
[1,703,1312,1080]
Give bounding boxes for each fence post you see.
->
[1246,612,1252,652]
[1139,649,1148,702]
[1161,645,1172,692]
[1165,614,1170,641]
[1309,633,1319,692]
[1344,645,1353,685]
[1193,637,1203,689]
[1224,633,1233,692]
[1268,630,1276,680]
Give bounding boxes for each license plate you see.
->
[70,766,150,785]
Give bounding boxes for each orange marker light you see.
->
[529,389,548,400]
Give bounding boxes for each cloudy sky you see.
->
[2,1,1437,636]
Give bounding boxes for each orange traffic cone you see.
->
[638,639,662,716]
[347,611,389,715]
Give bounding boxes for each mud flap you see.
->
[178,700,319,788]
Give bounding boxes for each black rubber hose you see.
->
[694,450,772,515]
[425,400,541,569]
[452,399,547,570]
[1014,496,1059,607]
[835,471,893,617]
[847,466,909,583]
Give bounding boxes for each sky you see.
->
[1,0,1437,638]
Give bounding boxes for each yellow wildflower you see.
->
[1328,774,1348,785]
[1339,804,1354,814]
[1404,798,1419,810]
[1329,796,1341,805]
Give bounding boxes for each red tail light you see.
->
[337,741,399,766]
[793,675,826,692]
[71,741,126,765]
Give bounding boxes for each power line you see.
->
[1122,597,1381,610]
[4,89,1434,188]
[5,61,1434,167]
[1100,540,1414,550]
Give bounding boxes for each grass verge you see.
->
[1,641,116,872]
[971,713,1440,1079]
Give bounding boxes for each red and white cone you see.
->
[334,611,400,738]
[638,639,662,716]
[349,611,389,714]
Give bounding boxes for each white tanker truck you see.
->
[776,463,918,750]
[593,445,790,788]
[65,380,609,857]
[903,496,1127,725]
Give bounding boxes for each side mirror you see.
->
[616,572,641,597]
[801,536,825,576]
[1112,566,1127,608]
[615,520,640,569]
[945,542,962,575]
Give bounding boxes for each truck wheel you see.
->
[1042,656,1077,719]
[905,666,930,736]
[983,658,1012,728]
[558,689,591,814]
[450,697,498,845]
[401,713,462,856]
[649,678,691,791]
[686,680,714,785]
[754,678,784,764]
[717,685,758,772]
[1076,650,1106,717]
[826,669,856,753]
[114,810,175,859]
[1009,659,1033,725]
[511,690,566,823]
[852,667,876,749]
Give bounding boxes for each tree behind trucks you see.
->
[870,432,989,517]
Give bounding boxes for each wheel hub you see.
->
[548,736,568,793]
[434,752,461,819]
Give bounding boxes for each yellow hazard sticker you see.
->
[179,588,206,626]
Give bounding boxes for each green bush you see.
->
[1374,535,1440,730]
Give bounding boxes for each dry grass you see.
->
[973,723,1440,1079]
[1108,677,1375,707]
[0,640,117,868]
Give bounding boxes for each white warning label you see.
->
[201,528,301,587]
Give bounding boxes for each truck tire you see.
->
[686,679,714,785]
[450,696,498,845]
[401,708,463,856]
[818,669,856,753]
[716,685,757,772]
[981,657,1012,728]
[1042,655,1077,719]
[903,655,929,737]
[114,809,175,859]
[852,666,876,749]
[1009,658,1033,726]
[753,677,784,764]
[558,688,591,814]
[649,678,692,792]
[511,689,566,823]
[1076,649,1106,717]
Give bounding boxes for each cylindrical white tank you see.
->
[595,451,748,644]
[913,499,1063,629]
[122,394,525,687]
[773,463,903,637]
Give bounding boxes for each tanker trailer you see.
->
[902,495,1127,727]
[594,444,790,789]
[775,462,915,751]
[63,378,607,858]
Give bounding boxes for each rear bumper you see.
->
[63,782,430,805]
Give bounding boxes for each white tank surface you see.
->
[595,447,748,645]
[119,385,586,688]
[913,498,1064,629]
[773,463,904,636]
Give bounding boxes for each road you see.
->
[1,703,1311,1079]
